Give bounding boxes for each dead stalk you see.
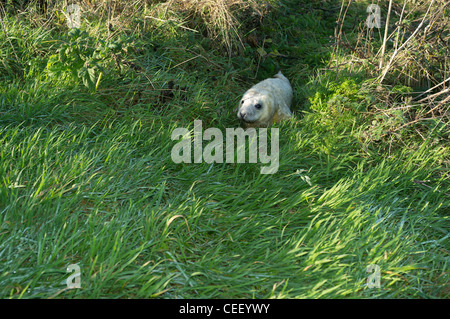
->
[379,0,393,70]
[335,0,352,81]
[378,0,436,84]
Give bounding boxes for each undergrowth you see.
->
[0,0,448,299]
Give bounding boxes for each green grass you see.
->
[0,0,448,298]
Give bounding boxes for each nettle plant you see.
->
[46,28,130,91]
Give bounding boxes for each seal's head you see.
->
[237,90,274,127]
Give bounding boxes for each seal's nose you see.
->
[239,111,246,119]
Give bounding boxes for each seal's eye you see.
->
[254,103,262,109]
[241,100,244,104]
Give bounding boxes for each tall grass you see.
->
[0,0,448,298]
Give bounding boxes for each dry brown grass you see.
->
[331,0,449,141]
[63,0,273,55]
[163,0,272,56]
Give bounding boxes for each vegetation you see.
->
[0,0,448,298]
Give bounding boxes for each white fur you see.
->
[237,71,293,127]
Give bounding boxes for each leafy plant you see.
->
[46,28,129,91]
[308,78,366,113]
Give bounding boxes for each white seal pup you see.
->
[237,71,293,127]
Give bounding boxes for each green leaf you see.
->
[256,47,267,57]
[78,66,96,91]
[108,42,121,51]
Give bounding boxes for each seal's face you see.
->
[237,97,271,125]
